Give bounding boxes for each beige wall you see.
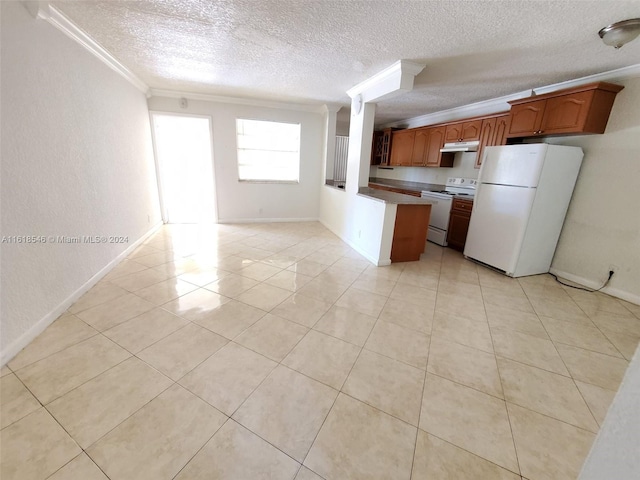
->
[547,76,640,303]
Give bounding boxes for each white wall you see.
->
[545,76,640,304]
[147,97,324,223]
[0,2,161,361]
[319,103,396,265]
[320,186,395,265]
[370,150,480,184]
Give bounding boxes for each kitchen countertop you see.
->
[368,177,446,193]
[357,187,435,205]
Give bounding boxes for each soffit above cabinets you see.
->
[50,0,640,123]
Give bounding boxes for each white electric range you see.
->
[421,177,477,246]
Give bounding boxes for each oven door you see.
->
[420,193,453,230]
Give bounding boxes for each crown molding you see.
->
[148,88,330,113]
[380,89,533,129]
[322,103,343,113]
[533,63,640,95]
[381,63,640,129]
[23,1,149,94]
[347,60,426,102]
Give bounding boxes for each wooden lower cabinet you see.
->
[391,204,431,262]
[446,198,473,251]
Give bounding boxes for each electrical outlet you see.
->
[258,208,263,215]
[358,230,362,238]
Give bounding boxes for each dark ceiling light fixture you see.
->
[598,18,640,49]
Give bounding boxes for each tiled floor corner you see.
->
[1,222,639,480]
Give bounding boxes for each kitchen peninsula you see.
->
[357,187,433,262]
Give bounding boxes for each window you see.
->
[236,119,301,182]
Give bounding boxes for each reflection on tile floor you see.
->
[1,222,639,480]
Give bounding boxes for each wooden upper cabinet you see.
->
[507,82,623,138]
[371,128,395,166]
[425,126,450,167]
[508,100,546,137]
[475,117,496,169]
[411,128,429,166]
[389,129,415,166]
[370,130,383,165]
[494,114,511,146]
[445,120,482,143]
[461,120,482,141]
[444,123,463,143]
[541,91,592,134]
[475,113,510,169]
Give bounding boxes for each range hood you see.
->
[440,140,480,153]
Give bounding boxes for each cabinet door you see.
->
[425,126,448,167]
[493,114,511,146]
[444,123,463,143]
[380,128,393,166]
[507,100,546,137]
[461,120,482,141]
[446,209,472,251]
[411,128,429,166]
[371,131,384,165]
[389,130,415,166]
[540,91,593,134]
[475,117,496,169]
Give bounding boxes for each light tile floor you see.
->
[2,222,639,480]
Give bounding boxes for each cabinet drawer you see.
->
[452,198,473,212]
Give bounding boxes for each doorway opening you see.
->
[151,113,217,224]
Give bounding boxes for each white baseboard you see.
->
[549,268,640,306]
[1,222,163,366]
[218,217,319,224]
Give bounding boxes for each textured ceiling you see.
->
[52,0,640,123]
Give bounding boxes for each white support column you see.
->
[321,104,341,182]
[345,59,425,195]
[345,101,376,194]
[319,59,426,266]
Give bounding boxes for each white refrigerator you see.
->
[464,144,583,277]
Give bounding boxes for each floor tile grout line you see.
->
[519,276,627,359]
[531,305,606,431]
[42,450,111,480]
[168,416,233,480]
[297,274,396,471]
[7,225,635,479]
[8,328,102,373]
[408,254,439,479]
[417,428,524,478]
[478,275,523,477]
[11,332,133,405]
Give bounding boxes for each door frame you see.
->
[149,111,218,224]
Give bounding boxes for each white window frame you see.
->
[235,118,301,183]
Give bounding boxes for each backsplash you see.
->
[370,151,480,184]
